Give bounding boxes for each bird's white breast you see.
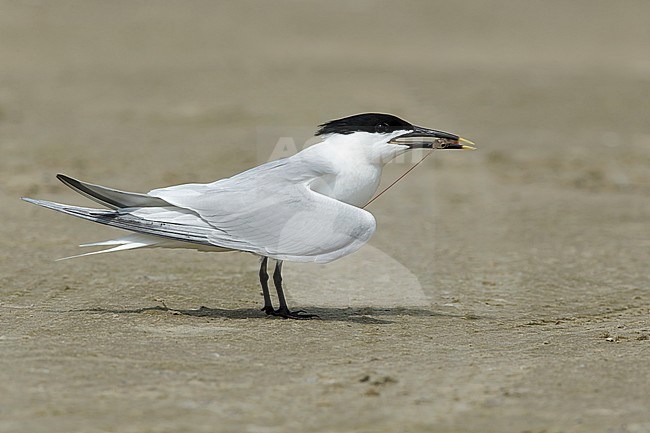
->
[300,135,392,207]
[309,162,382,207]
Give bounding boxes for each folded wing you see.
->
[150,181,376,263]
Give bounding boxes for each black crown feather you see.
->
[315,113,413,136]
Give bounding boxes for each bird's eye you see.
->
[375,123,390,133]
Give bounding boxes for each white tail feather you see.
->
[58,234,163,261]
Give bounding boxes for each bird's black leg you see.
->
[271,260,318,319]
[259,257,274,315]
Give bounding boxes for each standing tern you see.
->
[23,113,475,319]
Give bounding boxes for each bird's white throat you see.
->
[299,131,409,207]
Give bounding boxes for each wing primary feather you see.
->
[22,197,214,247]
[56,174,169,209]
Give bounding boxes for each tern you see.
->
[23,113,475,319]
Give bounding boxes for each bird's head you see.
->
[315,113,475,163]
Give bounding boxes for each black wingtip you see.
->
[56,173,72,184]
[56,173,87,194]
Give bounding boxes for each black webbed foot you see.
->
[261,305,275,315]
[272,306,319,320]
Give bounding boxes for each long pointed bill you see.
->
[389,126,476,150]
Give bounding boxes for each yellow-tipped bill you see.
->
[459,137,477,150]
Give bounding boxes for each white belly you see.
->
[309,164,382,207]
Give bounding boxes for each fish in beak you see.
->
[389,126,476,150]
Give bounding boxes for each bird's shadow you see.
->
[73,305,479,324]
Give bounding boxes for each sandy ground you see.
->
[1,1,649,432]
